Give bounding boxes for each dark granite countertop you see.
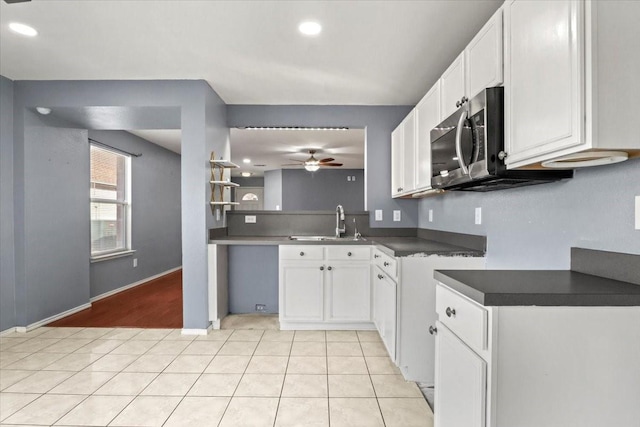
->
[434,270,640,307]
[209,235,484,258]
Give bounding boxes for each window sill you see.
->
[90,250,136,263]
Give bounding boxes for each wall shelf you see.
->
[210,152,240,214]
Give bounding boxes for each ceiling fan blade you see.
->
[319,158,335,163]
[281,163,302,166]
[322,163,343,167]
[287,158,305,163]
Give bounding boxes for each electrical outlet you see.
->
[347,176,351,181]
[475,207,482,225]
[133,258,138,268]
[375,210,383,221]
[255,304,266,312]
[215,208,220,221]
[429,209,433,222]
[635,196,640,230]
[393,210,401,221]
[245,215,256,224]
[352,176,356,181]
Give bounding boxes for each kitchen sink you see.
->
[288,235,366,242]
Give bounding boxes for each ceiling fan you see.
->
[282,150,343,171]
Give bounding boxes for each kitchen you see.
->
[1,1,639,426]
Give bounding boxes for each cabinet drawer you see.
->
[280,245,324,260]
[373,248,397,279]
[327,246,371,261]
[436,284,487,354]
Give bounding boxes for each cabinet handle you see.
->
[328,266,333,271]
[320,266,324,271]
[456,100,461,108]
[374,254,380,259]
[347,252,352,257]
[383,261,390,267]
[429,326,437,335]
[299,252,305,256]
[446,307,456,318]
[377,274,384,280]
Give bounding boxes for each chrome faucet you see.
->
[335,205,345,238]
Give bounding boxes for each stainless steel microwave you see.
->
[430,87,572,191]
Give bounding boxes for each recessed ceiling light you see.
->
[241,172,252,177]
[298,21,322,36]
[243,158,251,164]
[9,22,38,37]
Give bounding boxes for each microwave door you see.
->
[431,111,476,188]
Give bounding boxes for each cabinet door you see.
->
[415,82,440,191]
[440,52,466,119]
[435,322,487,427]
[327,263,370,322]
[504,0,584,167]
[374,271,397,360]
[372,268,383,331]
[466,7,503,99]
[391,124,404,197]
[280,264,324,322]
[402,110,416,194]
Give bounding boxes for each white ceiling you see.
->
[0,0,502,105]
[230,128,365,177]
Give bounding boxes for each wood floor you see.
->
[48,270,183,328]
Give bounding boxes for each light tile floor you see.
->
[0,326,434,426]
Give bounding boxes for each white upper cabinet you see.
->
[504,0,640,169]
[440,52,466,120]
[466,8,504,99]
[391,111,417,198]
[415,82,441,191]
[402,111,417,194]
[391,125,404,197]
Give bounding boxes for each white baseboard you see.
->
[90,266,182,302]
[20,302,93,332]
[0,327,18,336]
[182,324,214,336]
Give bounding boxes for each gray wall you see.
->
[22,124,91,325]
[227,105,415,227]
[232,176,264,187]
[0,76,16,332]
[264,169,283,210]
[281,168,364,212]
[228,245,279,314]
[419,159,640,269]
[88,130,182,298]
[11,80,226,329]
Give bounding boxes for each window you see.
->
[90,145,131,257]
[241,193,259,201]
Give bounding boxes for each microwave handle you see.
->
[454,110,469,175]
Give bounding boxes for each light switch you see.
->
[429,209,433,222]
[215,208,220,221]
[375,210,383,221]
[352,176,356,181]
[133,258,138,268]
[393,210,401,222]
[475,207,482,225]
[245,215,257,224]
[635,196,640,230]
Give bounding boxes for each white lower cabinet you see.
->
[373,267,397,360]
[434,282,640,427]
[435,322,486,427]
[280,263,324,322]
[279,245,373,330]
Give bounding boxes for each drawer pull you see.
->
[299,252,305,256]
[320,266,324,271]
[429,326,437,335]
[383,261,390,267]
[374,254,380,258]
[377,274,384,280]
[347,252,352,257]
[446,307,456,318]
[328,266,333,271]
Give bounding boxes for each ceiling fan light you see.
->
[305,163,320,172]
